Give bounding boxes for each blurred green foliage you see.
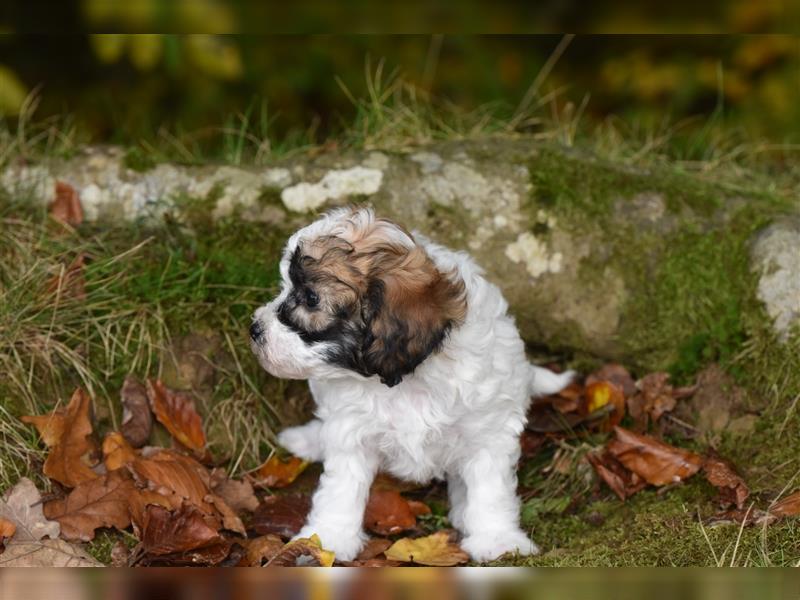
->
[0,1,797,148]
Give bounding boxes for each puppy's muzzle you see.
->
[249,320,265,343]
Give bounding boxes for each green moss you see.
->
[526,146,723,219]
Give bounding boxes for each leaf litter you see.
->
[8,360,798,567]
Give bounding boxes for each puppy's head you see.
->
[250,207,466,386]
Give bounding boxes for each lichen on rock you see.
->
[280,166,383,213]
[751,217,800,340]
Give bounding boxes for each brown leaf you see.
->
[408,499,432,517]
[608,426,703,486]
[49,181,83,226]
[703,453,749,510]
[244,534,284,566]
[587,449,647,501]
[266,534,334,567]
[770,490,800,517]
[43,470,134,542]
[520,431,548,456]
[21,388,98,488]
[627,372,678,430]
[102,432,137,471]
[128,450,213,514]
[550,382,584,414]
[0,517,16,541]
[253,455,308,488]
[585,381,625,430]
[0,478,61,541]
[140,502,225,557]
[355,537,392,561]
[205,493,246,535]
[340,558,406,567]
[146,379,206,452]
[46,253,86,300]
[586,363,637,398]
[210,469,259,513]
[363,488,417,535]
[250,494,311,539]
[120,376,152,448]
[384,531,469,566]
[0,538,102,567]
[127,488,181,535]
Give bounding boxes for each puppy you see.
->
[250,207,573,562]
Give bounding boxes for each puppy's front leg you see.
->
[458,447,539,562]
[294,450,377,561]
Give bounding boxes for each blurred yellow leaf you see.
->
[186,35,243,80]
[0,64,28,117]
[90,34,126,64]
[176,0,236,33]
[128,34,163,71]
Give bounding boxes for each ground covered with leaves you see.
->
[1,165,799,567]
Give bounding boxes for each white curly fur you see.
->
[250,208,573,562]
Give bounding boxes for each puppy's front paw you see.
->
[461,530,540,563]
[293,524,366,562]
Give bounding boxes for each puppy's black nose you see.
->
[249,321,264,342]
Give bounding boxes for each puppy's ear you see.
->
[360,247,466,387]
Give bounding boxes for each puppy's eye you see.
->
[304,288,319,308]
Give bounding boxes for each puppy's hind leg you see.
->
[277,419,324,462]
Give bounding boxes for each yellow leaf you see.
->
[385,532,469,566]
[128,34,163,71]
[186,35,243,80]
[89,34,127,64]
[0,65,28,117]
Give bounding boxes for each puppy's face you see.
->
[250,208,466,387]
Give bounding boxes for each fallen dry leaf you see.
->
[128,449,213,514]
[586,363,637,398]
[0,537,102,567]
[102,432,137,471]
[146,379,206,452]
[205,493,246,535]
[49,180,83,226]
[608,426,703,486]
[266,534,334,567]
[46,252,86,300]
[587,449,647,501]
[21,388,99,488]
[210,469,259,513]
[0,517,16,540]
[140,502,225,558]
[43,470,135,542]
[585,381,625,429]
[0,478,61,541]
[384,531,469,566]
[244,534,285,566]
[127,488,181,535]
[250,494,311,539]
[703,453,749,510]
[628,372,677,430]
[770,490,800,518]
[356,537,392,561]
[120,376,153,448]
[363,488,417,536]
[253,455,308,488]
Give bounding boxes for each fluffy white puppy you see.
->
[250,207,572,562]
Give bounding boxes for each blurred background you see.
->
[0,1,798,154]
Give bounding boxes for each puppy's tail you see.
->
[528,364,575,397]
